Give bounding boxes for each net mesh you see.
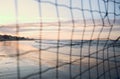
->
[0,0,120,79]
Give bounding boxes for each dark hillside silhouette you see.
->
[0,35,34,41]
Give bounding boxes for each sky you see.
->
[0,0,120,24]
[0,0,120,40]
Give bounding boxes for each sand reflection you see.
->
[0,41,119,79]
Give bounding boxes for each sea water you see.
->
[0,40,120,79]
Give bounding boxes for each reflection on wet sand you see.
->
[0,41,120,79]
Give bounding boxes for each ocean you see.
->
[0,40,120,79]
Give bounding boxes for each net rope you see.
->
[9,0,120,79]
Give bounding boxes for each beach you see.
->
[0,40,119,79]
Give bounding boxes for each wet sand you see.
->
[0,41,119,79]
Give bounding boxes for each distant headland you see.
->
[0,35,34,41]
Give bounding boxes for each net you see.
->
[0,0,120,79]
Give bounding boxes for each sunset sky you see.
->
[0,0,119,24]
[0,0,120,40]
